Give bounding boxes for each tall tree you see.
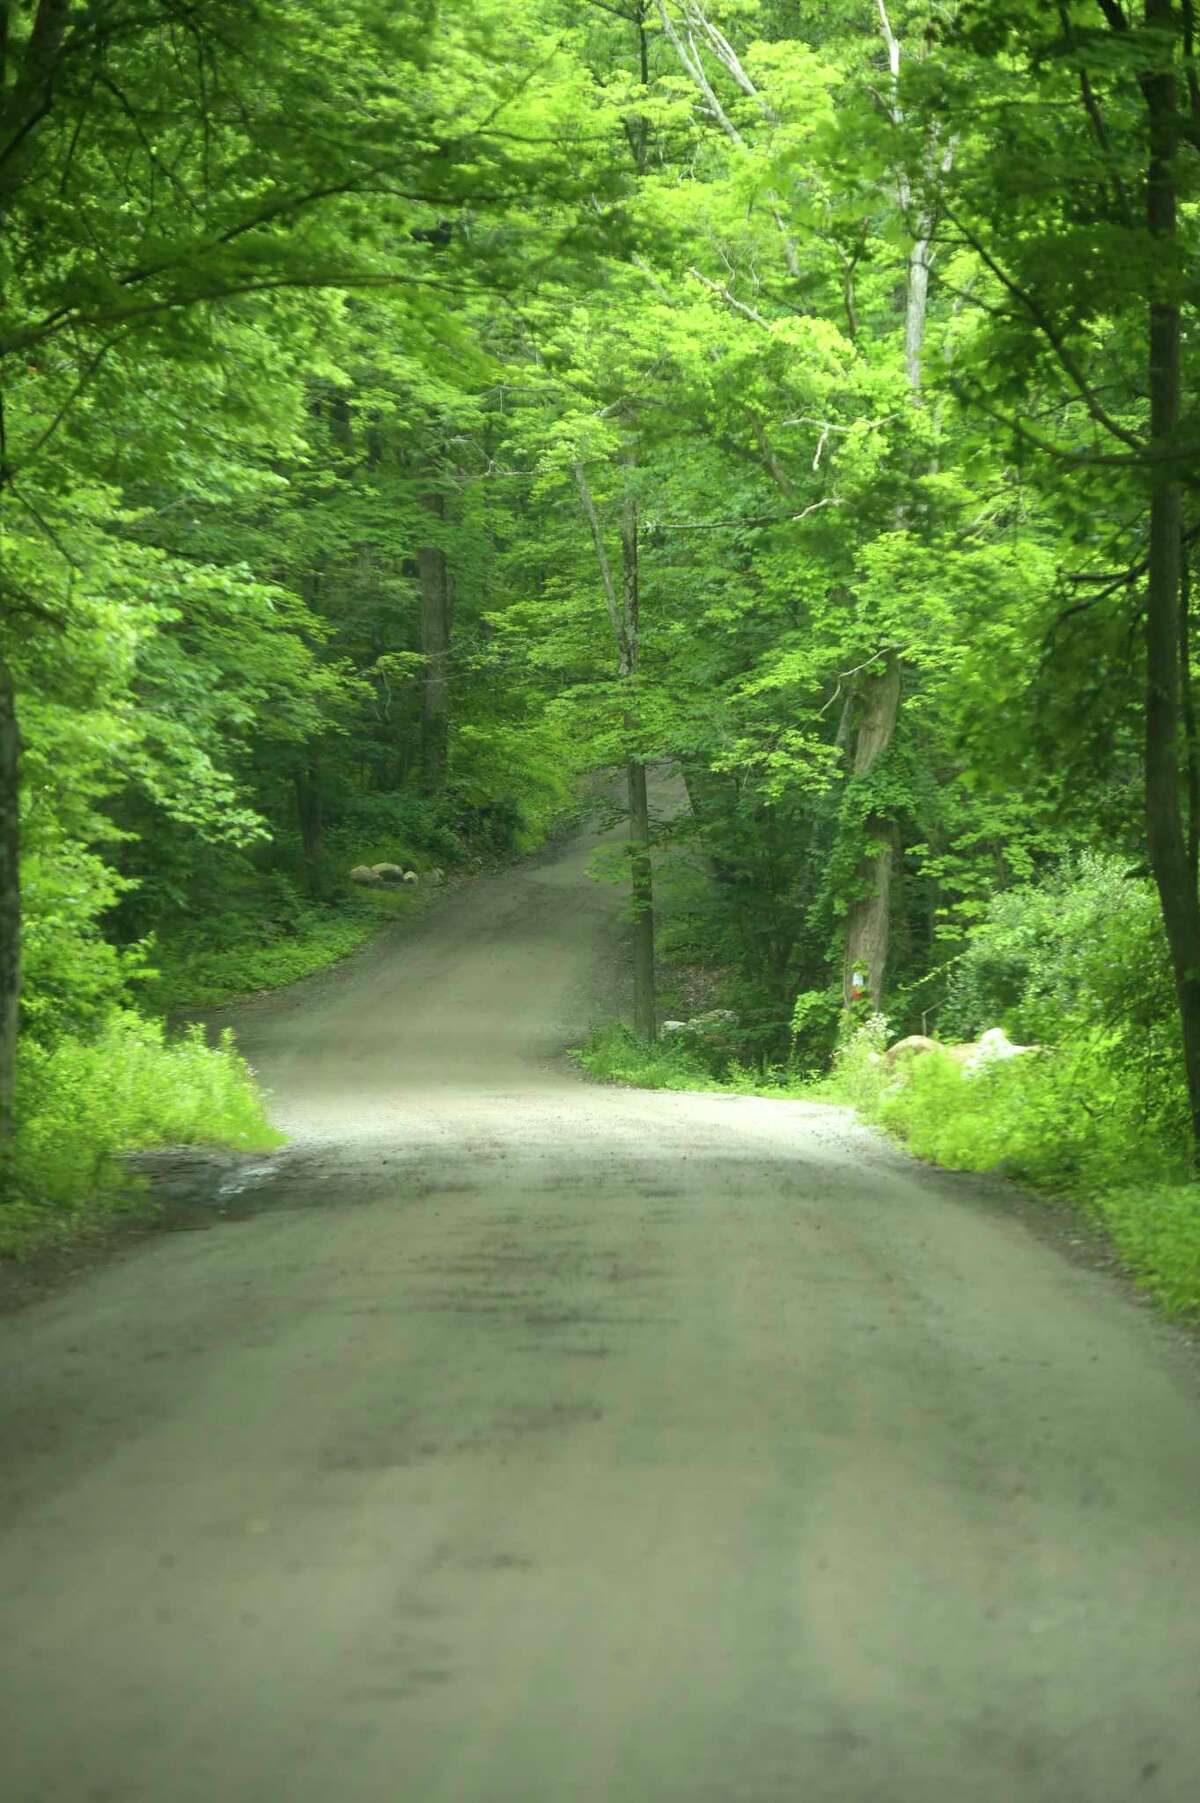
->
[0,0,622,1144]
[575,454,657,1040]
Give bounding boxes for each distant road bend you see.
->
[3,807,1200,1801]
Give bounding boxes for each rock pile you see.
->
[349,863,420,887]
[883,1026,1040,1079]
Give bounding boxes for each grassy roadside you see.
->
[2,889,429,1263]
[573,1020,1200,1324]
[571,1022,811,1097]
[145,884,421,1011]
[3,826,558,1267]
[2,895,414,1263]
[1,1016,282,1261]
[832,1030,1200,1323]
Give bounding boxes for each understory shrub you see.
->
[572,1022,810,1097]
[572,1023,716,1091]
[146,887,415,1009]
[1095,1185,1200,1318]
[872,1035,1185,1195]
[890,858,1190,1185]
[824,866,1200,1316]
[2,1012,280,1257]
[858,1045,1200,1319]
[942,854,1176,1055]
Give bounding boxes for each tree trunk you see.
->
[905,237,932,393]
[836,6,946,1021]
[842,655,901,1011]
[1141,2,1200,1163]
[294,766,324,891]
[418,494,451,794]
[1180,536,1199,888]
[574,456,657,1037]
[627,754,656,1040]
[0,649,19,1164]
[620,479,656,1040]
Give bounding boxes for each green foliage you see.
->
[572,1024,717,1092]
[5,0,1200,1325]
[789,988,843,1067]
[572,1021,811,1099]
[940,857,1187,1151]
[2,1015,280,1258]
[878,1043,1167,1191]
[942,857,1174,1046]
[821,1012,891,1112]
[864,1046,1200,1320]
[147,891,413,1011]
[824,862,1199,1315]
[1095,1186,1200,1321]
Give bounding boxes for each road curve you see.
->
[3,813,1200,1801]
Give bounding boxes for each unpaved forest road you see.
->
[4,815,1200,1803]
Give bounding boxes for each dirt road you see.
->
[3,815,1200,1801]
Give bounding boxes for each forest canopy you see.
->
[3,0,1200,1277]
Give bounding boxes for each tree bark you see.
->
[294,766,324,890]
[619,479,656,1040]
[574,457,656,1038]
[1141,0,1200,1162]
[418,494,451,795]
[0,0,70,211]
[1180,535,1199,889]
[842,654,901,1011]
[905,238,931,393]
[627,754,656,1040]
[0,648,19,1162]
[835,6,941,1023]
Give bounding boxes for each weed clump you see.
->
[826,862,1200,1319]
[2,1014,279,1258]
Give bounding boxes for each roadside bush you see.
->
[823,1012,890,1112]
[932,856,1188,1169]
[323,788,465,875]
[572,1022,811,1098]
[572,1023,716,1091]
[3,1011,280,1256]
[21,847,151,1041]
[875,1034,1180,1189]
[1096,1184,1200,1318]
[147,887,413,1010]
[822,875,1200,1317]
[863,1041,1200,1317]
[942,855,1173,1047]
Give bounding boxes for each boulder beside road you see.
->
[884,1026,1040,1078]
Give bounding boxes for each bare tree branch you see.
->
[653,0,801,277]
[653,0,744,146]
[940,200,1146,451]
[688,267,772,326]
[573,459,628,665]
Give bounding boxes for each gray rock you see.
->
[883,1034,940,1070]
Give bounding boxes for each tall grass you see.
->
[3,1012,280,1258]
[829,1016,1200,1320]
[571,1022,810,1096]
[147,887,415,1010]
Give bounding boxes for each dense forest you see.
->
[3,0,1200,1304]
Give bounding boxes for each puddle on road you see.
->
[123,1143,401,1230]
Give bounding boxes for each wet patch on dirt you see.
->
[0,1140,417,1317]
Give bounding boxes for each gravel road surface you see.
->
[3,813,1200,1801]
